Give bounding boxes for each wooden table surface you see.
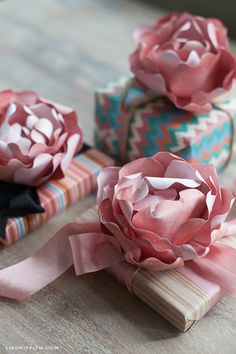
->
[0,1,236,353]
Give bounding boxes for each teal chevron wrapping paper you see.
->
[95,76,236,171]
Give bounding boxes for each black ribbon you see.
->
[0,143,91,239]
[79,143,90,153]
[0,182,45,239]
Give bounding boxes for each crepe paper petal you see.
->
[26,115,39,130]
[14,90,39,106]
[210,187,235,227]
[1,122,22,143]
[97,167,120,204]
[14,154,53,186]
[133,194,161,211]
[117,199,134,226]
[40,97,75,115]
[28,131,66,158]
[119,156,165,179]
[152,151,183,169]
[0,159,29,181]
[164,159,203,181]
[30,102,56,121]
[30,129,46,144]
[0,141,12,160]
[8,141,32,163]
[60,134,82,174]
[132,189,206,241]
[153,188,177,200]
[136,239,178,263]
[34,118,53,141]
[0,91,15,111]
[125,251,184,271]
[8,104,29,126]
[172,218,207,246]
[116,173,149,204]
[145,176,201,190]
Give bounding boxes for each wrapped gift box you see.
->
[0,146,114,249]
[79,207,236,332]
[95,76,236,171]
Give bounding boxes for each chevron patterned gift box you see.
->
[95,76,236,171]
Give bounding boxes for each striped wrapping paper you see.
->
[0,147,114,249]
[78,207,236,332]
[95,76,236,172]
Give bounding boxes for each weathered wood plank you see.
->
[0,1,236,353]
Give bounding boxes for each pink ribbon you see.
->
[1,216,236,301]
[0,221,124,300]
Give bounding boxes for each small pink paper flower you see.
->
[0,90,83,186]
[97,152,234,271]
[130,12,236,113]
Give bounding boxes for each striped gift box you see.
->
[0,147,114,248]
[78,207,235,332]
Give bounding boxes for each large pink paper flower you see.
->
[130,12,236,113]
[0,90,83,186]
[97,152,234,270]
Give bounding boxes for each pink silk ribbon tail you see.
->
[0,221,124,301]
[1,218,236,301]
[221,218,236,236]
[187,242,236,294]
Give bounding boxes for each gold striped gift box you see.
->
[0,147,114,249]
[78,207,234,332]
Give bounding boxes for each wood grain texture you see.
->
[0,0,236,353]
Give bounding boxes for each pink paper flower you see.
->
[97,152,234,271]
[130,12,236,113]
[0,90,83,186]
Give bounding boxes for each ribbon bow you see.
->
[1,151,236,301]
[0,182,45,240]
[1,208,236,300]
